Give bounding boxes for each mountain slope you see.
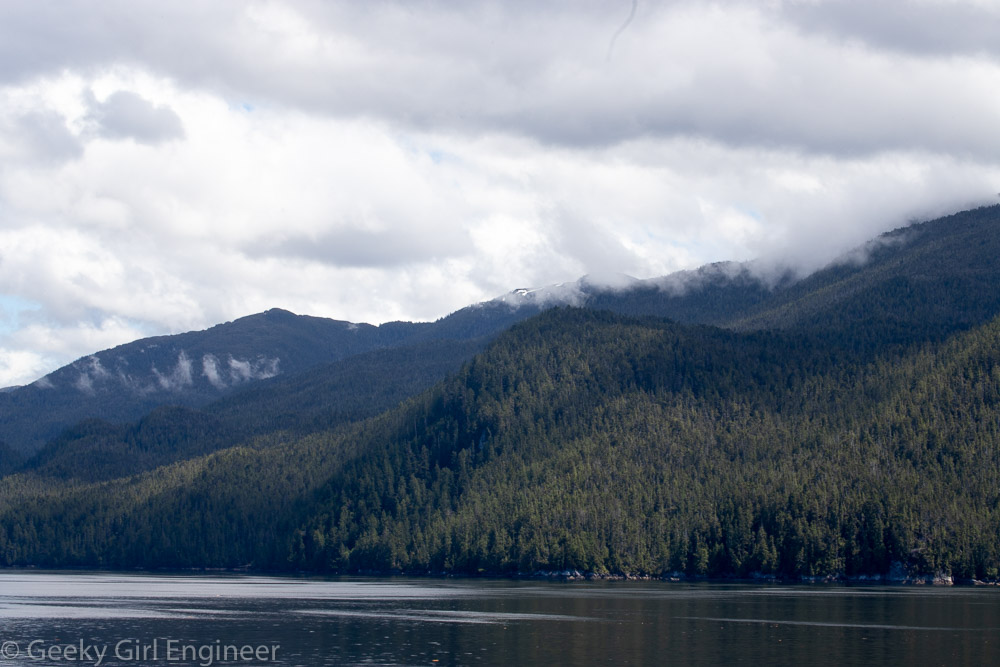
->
[287,308,1000,579]
[583,206,1000,345]
[0,308,422,454]
[729,206,1000,341]
[4,306,1000,579]
[3,205,1000,579]
[18,338,486,484]
[0,304,523,456]
[8,205,997,458]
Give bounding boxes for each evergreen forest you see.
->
[3,205,1000,582]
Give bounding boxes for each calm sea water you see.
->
[0,573,997,666]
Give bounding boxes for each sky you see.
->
[1,0,999,387]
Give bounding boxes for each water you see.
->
[0,573,998,666]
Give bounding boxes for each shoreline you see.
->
[1,564,995,586]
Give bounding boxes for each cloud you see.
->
[780,0,1000,60]
[246,214,473,268]
[0,2,996,156]
[0,108,81,165]
[200,353,279,390]
[0,0,998,386]
[1,315,150,387]
[202,354,225,389]
[153,351,194,391]
[227,356,279,383]
[86,90,184,145]
[0,348,48,389]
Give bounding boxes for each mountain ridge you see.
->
[3,205,1000,579]
[4,204,1000,456]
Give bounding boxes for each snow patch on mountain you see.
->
[495,282,585,309]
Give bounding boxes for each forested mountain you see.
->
[587,206,1000,340]
[20,338,486,484]
[10,205,993,458]
[2,204,1000,581]
[0,303,534,456]
[0,308,407,454]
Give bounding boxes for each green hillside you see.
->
[2,205,1000,581]
[17,338,485,485]
[288,308,1000,580]
[1,305,999,579]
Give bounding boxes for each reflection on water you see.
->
[0,573,997,666]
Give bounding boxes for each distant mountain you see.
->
[0,258,765,456]
[6,205,1000,457]
[3,205,1000,579]
[0,303,540,456]
[580,206,1000,342]
[20,338,487,484]
[727,206,1000,343]
[0,308,423,454]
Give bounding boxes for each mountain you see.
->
[6,204,1000,460]
[0,258,753,456]
[21,338,486,484]
[2,204,1000,580]
[287,307,1000,579]
[0,308,404,454]
[0,303,537,456]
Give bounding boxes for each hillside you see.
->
[288,308,1000,579]
[19,338,486,484]
[0,308,415,454]
[0,303,533,456]
[3,305,1000,579]
[588,206,1000,346]
[1,205,1000,580]
[8,205,997,458]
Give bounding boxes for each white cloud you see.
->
[153,351,194,391]
[0,0,998,386]
[0,348,49,388]
[1,317,149,387]
[202,354,225,390]
[86,90,184,145]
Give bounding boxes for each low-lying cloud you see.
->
[203,353,280,389]
[153,350,194,391]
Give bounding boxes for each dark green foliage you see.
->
[3,205,1000,580]
[282,307,1000,579]
[0,305,522,456]
[0,443,21,477]
[23,410,229,484]
[204,339,486,436]
[13,339,485,484]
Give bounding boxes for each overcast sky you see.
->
[1,0,999,386]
